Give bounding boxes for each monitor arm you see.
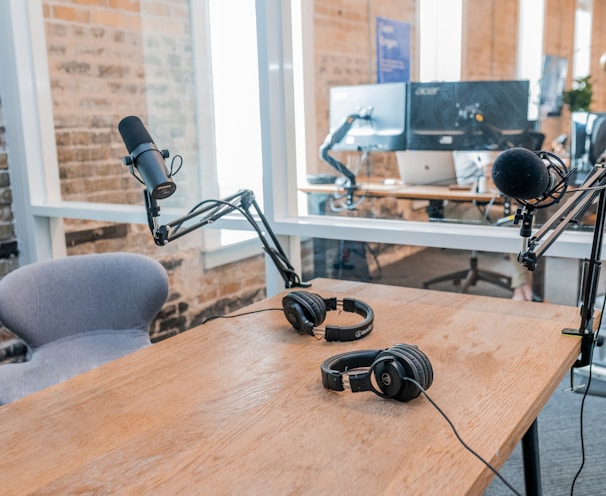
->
[319,108,372,208]
[513,161,606,367]
[144,188,310,289]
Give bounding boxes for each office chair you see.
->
[0,252,169,404]
[589,116,606,166]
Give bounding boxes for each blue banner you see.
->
[376,17,411,83]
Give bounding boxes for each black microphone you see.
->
[491,147,569,206]
[118,116,176,200]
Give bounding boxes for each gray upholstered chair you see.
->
[0,252,169,405]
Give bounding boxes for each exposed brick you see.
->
[0,225,15,240]
[92,10,141,30]
[73,0,108,7]
[52,6,91,24]
[65,223,128,246]
[0,189,12,206]
[108,0,140,13]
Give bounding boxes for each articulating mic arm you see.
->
[144,189,310,289]
[515,163,606,367]
[319,108,372,208]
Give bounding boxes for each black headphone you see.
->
[282,290,374,342]
[320,344,433,402]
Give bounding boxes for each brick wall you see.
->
[0,97,22,360]
[0,100,19,278]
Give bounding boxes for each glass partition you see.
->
[292,0,602,240]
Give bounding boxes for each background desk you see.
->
[299,181,500,203]
[0,279,581,495]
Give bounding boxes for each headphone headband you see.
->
[320,344,433,402]
[321,349,380,392]
[282,291,374,342]
[324,297,374,341]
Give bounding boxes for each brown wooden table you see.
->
[0,279,582,495]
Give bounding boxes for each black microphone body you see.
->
[491,147,552,200]
[118,116,176,199]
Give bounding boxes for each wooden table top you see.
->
[0,279,582,495]
[299,181,501,202]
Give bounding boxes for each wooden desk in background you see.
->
[0,279,581,495]
[299,181,501,203]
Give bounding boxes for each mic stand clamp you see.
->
[513,206,537,270]
[143,188,310,289]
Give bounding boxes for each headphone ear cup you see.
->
[373,345,432,402]
[282,291,327,335]
[392,344,434,391]
[371,355,407,399]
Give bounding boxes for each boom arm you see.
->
[144,188,309,289]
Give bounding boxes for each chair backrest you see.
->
[520,131,545,151]
[590,116,606,165]
[0,253,169,348]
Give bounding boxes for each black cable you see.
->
[169,154,183,177]
[572,183,606,193]
[570,294,604,495]
[201,307,282,325]
[172,198,253,238]
[404,377,522,496]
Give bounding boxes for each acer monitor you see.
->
[406,80,531,151]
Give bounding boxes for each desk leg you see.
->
[521,419,542,496]
[426,200,444,219]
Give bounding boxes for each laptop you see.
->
[395,150,457,186]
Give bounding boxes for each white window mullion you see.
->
[0,0,65,264]
[256,0,302,295]
[190,0,221,253]
[518,0,545,122]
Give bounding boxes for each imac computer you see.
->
[328,82,407,152]
[406,80,531,151]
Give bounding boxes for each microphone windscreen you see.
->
[492,148,550,200]
[118,116,154,154]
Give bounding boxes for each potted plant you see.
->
[562,75,593,112]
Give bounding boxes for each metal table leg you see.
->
[521,419,542,496]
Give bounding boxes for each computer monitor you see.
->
[328,82,407,152]
[406,80,531,151]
